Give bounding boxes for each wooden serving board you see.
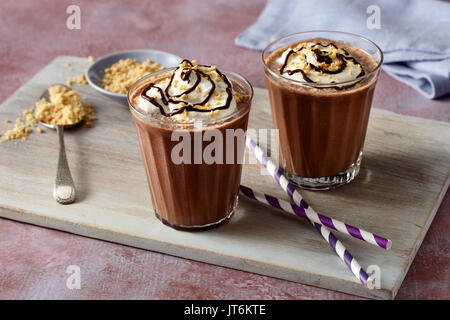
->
[1,56,449,300]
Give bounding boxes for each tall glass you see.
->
[263,31,383,190]
[128,69,253,230]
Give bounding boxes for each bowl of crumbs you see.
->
[86,50,182,105]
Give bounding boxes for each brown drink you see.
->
[128,60,253,230]
[263,31,383,189]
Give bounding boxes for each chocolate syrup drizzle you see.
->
[141,60,233,117]
[279,43,365,84]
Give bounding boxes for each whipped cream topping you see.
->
[138,60,237,121]
[278,42,365,85]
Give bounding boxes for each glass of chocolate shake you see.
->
[128,60,253,230]
[263,31,383,190]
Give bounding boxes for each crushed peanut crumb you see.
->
[64,62,73,72]
[101,59,164,94]
[180,60,191,68]
[64,62,74,72]
[82,104,97,128]
[66,74,88,86]
[1,108,37,142]
[88,56,95,62]
[234,93,248,104]
[23,108,37,126]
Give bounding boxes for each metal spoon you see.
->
[38,84,82,204]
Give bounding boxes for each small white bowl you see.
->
[86,50,182,105]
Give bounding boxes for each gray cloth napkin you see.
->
[235,0,450,99]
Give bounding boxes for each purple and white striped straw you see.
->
[245,137,391,250]
[239,185,391,250]
[313,222,374,288]
[239,185,373,288]
[244,137,376,288]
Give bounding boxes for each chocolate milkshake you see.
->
[128,60,252,230]
[263,31,383,189]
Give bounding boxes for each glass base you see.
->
[154,196,238,231]
[282,152,363,190]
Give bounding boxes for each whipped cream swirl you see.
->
[138,60,237,121]
[279,42,365,85]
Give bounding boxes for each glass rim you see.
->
[128,67,254,127]
[262,30,384,88]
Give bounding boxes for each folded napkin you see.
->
[235,0,450,99]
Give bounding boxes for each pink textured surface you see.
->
[0,0,449,300]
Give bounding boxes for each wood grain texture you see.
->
[0,57,449,300]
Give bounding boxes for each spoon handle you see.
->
[53,125,76,204]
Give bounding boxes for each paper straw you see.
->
[313,222,374,289]
[239,185,391,250]
[245,137,391,250]
[245,137,375,288]
[239,185,374,288]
